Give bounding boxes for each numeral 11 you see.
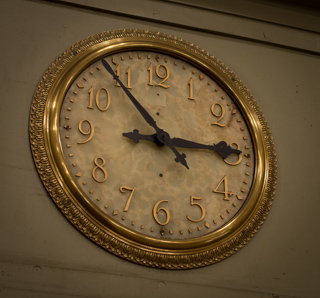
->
[115,66,131,89]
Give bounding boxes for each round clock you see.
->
[29,29,277,269]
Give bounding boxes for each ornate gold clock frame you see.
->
[29,29,277,269]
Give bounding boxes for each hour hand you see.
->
[123,129,161,146]
[170,137,242,159]
[123,130,189,169]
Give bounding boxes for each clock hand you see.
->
[123,130,241,160]
[101,58,189,169]
[170,138,242,159]
[166,142,189,169]
[123,129,161,145]
[123,129,189,169]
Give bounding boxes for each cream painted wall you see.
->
[0,0,319,297]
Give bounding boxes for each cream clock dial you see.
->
[30,29,276,268]
[59,52,253,239]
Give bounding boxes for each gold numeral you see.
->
[115,65,120,87]
[88,86,111,111]
[148,64,170,88]
[188,78,195,100]
[147,64,153,86]
[92,157,108,183]
[153,200,170,226]
[119,186,135,212]
[77,119,94,144]
[126,66,131,89]
[87,86,94,109]
[115,65,131,89]
[96,87,110,111]
[213,175,233,201]
[156,65,170,88]
[223,142,242,166]
[211,103,226,127]
[186,196,205,222]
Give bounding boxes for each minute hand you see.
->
[100,58,158,131]
[170,138,242,159]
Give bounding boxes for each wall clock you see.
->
[29,29,277,269]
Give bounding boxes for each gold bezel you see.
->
[29,29,277,269]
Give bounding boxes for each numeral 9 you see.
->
[77,119,94,144]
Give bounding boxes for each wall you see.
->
[0,0,319,297]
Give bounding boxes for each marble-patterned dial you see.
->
[59,51,255,240]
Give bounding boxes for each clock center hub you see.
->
[156,129,171,145]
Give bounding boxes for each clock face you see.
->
[30,29,276,268]
[59,51,254,240]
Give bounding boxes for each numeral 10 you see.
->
[88,86,110,111]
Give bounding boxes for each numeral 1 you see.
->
[188,78,195,100]
[147,64,153,86]
[126,66,131,89]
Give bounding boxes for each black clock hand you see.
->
[123,130,160,145]
[123,130,189,169]
[171,138,241,159]
[123,130,241,160]
[166,142,189,169]
[101,58,189,169]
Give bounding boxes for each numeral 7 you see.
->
[119,186,135,212]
